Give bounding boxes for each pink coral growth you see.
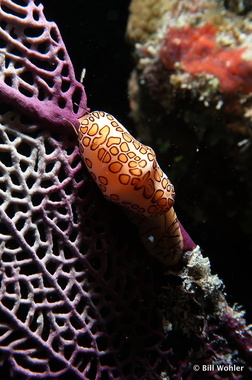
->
[160,23,252,93]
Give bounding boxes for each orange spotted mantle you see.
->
[77,111,184,266]
[78,111,175,218]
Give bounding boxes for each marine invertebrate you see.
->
[78,111,183,265]
[79,112,174,218]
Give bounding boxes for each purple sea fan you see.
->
[0,1,171,379]
[1,1,252,379]
[0,111,169,380]
[0,0,86,128]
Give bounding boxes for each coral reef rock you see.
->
[127,0,252,318]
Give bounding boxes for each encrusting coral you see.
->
[127,0,252,135]
[127,0,252,322]
[1,0,252,379]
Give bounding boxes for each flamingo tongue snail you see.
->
[77,111,186,266]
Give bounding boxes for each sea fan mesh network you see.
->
[0,1,170,378]
[0,0,86,128]
[0,109,169,380]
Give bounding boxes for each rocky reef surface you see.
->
[127,0,252,323]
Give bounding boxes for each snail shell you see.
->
[77,111,183,265]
